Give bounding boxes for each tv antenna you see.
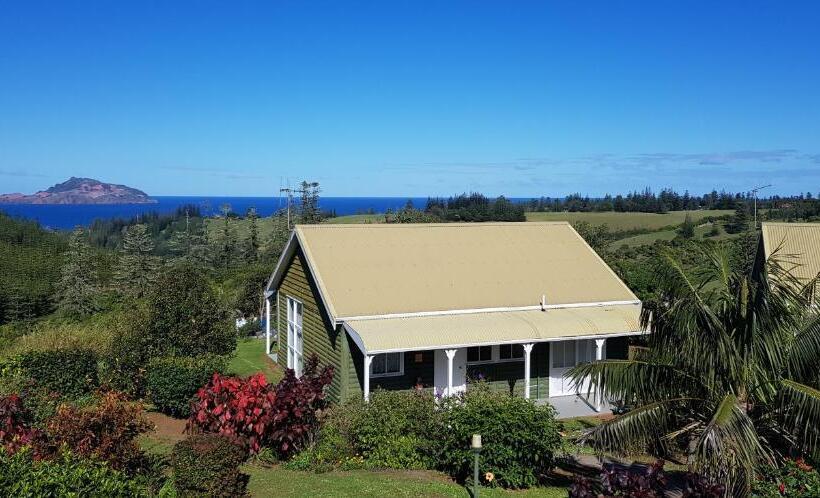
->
[749,184,772,229]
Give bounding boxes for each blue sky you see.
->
[1,1,818,197]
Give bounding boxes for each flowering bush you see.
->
[0,394,42,454]
[753,458,820,497]
[188,354,333,457]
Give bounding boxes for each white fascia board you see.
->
[265,231,298,293]
[337,300,641,322]
[362,329,647,355]
[342,322,368,356]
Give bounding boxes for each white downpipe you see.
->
[523,343,534,399]
[364,355,373,402]
[445,349,457,397]
[594,339,606,412]
[265,298,271,355]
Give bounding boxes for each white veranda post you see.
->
[265,297,271,355]
[523,343,534,399]
[364,355,373,402]
[445,349,457,396]
[594,339,606,411]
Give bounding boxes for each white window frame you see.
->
[467,344,526,365]
[466,345,494,365]
[286,296,304,377]
[369,352,404,378]
[498,343,525,362]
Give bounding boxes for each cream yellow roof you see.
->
[275,222,638,321]
[761,223,820,283]
[345,303,643,353]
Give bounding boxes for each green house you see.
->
[264,222,644,414]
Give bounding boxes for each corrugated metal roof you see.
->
[290,222,638,319]
[346,303,643,353]
[762,222,820,283]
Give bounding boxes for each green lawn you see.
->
[245,465,568,498]
[325,214,385,224]
[525,210,733,232]
[230,338,283,383]
[609,221,741,248]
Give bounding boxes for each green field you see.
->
[525,210,733,232]
[229,338,283,383]
[609,221,741,248]
[325,213,384,224]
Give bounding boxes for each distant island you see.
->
[0,177,156,204]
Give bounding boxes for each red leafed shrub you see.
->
[188,354,333,456]
[42,391,154,472]
[0,393,42,454]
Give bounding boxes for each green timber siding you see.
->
[342,340,435,397]
[277,248,346,402]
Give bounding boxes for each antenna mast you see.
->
[749,184,772,230]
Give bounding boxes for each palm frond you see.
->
[567,359,698,403]
[779,379,820,460]
[582,397,697,454]
[788,315,820,384]
[692,393,768,495]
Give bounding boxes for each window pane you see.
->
[552,342,563,368]
[467,347,479,362]
[500,344,511,359]
[480,346,492,361]
[371,354,386,374]
[296,302,303,327]
[512,344,524,358]
[386,353,400,373]
[565,341,577,366]
[297,354,303,377]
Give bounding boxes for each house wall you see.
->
[466,342,550,399]
[342,342,435,398]
[276,247,346,402]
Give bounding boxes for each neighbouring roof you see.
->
[345,303,643,353]
[268,222,639,324]
[761,223,820,284]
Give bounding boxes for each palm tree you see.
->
[569,246,820,495]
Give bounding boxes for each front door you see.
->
[549,339,595,397]
[434,349,467,397]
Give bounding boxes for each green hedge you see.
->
[17,348,99,398]
[439,387,563,489]
[171,434,248,497]
[0,447,147,497]
[146,355,228,418]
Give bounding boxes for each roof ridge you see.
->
[297,221,571,229]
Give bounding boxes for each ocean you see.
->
[0,196,436,230]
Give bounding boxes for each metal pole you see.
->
[473,450,480,498]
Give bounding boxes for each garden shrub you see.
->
[439,387,562,489]
[569,460,724,498]
[171,433,248,497]
[753,458,820,497]
[42,391,154,473]
[188,354,333,457]
[146,354,228,417]
[0,393,42,454]
[326,390,440,470]
[18,347,98,398]
[0,447,147,497]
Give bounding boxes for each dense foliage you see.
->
[0,447,147,497]
[752,459,820,497]
[439,387,563,489]
[0,213,66,324]
[569,460,724,498]
[171,433,249,497]
[40,391,154,473]
[146,354,228,417]
[0,394,41,454]
[569,247,820,494]
[188,355,333,457]
[425,193,526,222]
[17,348,99,398]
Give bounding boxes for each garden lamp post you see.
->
[471,434,482,498]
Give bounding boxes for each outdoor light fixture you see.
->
[471,434,482,498]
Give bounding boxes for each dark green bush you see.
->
[0,447,147,497]
[439,387,563,489]
[108,265,235,396]
[171,434,249,497]
[17,348,98,398]
[146,354,228,417]
[324,390,441,470]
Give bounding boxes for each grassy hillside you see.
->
[524,210,733,232]
[609,221,740,248]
